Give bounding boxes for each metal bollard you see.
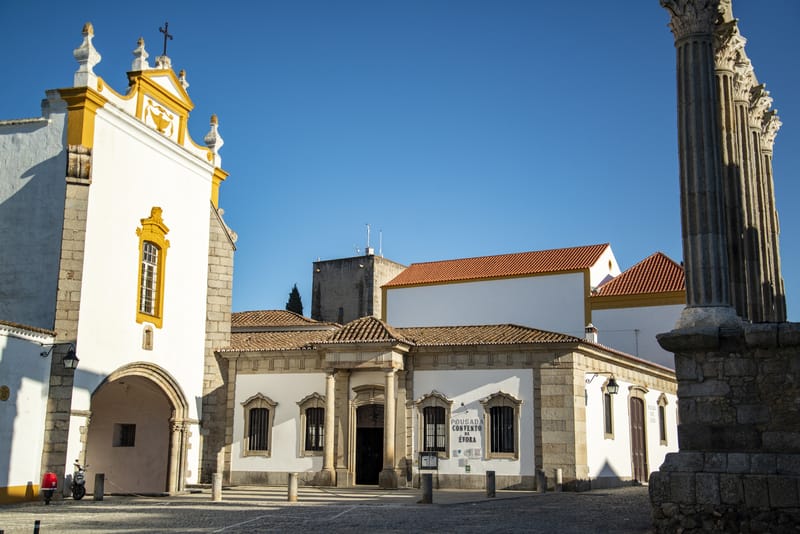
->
[486,470,496,498]
[212,473,222,502]
[536,469,547,493]
[93,473,104,501]
[420,473,433,504]
[287,473,298,502]
[33,521,40,534]
[555,468,563,492]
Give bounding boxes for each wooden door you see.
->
[629,397,648,482]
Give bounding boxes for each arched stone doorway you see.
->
[83,363,190,495]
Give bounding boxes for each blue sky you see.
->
[2,1,798,320]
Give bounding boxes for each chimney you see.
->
[584,323,598,344]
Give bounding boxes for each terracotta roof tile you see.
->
[384,244,610,287]
[396,324,579,346]
[226,331,325,352]
[232,310,324,328]
[324,316,413,344]
[594,252,685,297]
[0,320,56,336]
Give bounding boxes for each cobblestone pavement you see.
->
[0,485,653,533]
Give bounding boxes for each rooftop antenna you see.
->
[365,223,374,256]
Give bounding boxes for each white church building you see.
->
[0,24,234,502]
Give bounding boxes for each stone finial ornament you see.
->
[204,114,224,154]
[179,69,190,90]
[73,22,102,87]
[660,0,721,41]
[131,37,151,71]
[155,55,172,69]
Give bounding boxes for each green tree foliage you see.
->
[286,284,303,315]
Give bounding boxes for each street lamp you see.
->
[585,372,619,394]
[41,343,80,370]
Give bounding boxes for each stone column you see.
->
[760,111,786,321]
[334,370,350,486]
[379,369,398,489]
[168,420,183,494]
[661,0,738,328]
[321,371,336,485]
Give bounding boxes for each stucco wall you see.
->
[0,331,53,500]
[230,372,326,474]
[413,369,535,477]
[584,374,678,482]
[0,94,68,329]
[591,304,683,369]
[386,273,586,336]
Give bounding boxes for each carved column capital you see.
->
[761,110,782,152]
[733,59,755,101]
[661,0,721,41]
[749,84,773,126]
[714,20,746,71]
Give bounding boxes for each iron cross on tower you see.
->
[159,22,173,56]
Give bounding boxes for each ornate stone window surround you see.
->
[602,378,616,440]
[415,390,453,459]
[657,393,668,446]
[480,391,522,460]
[136,207,170,328]
[241,393,277,457]
[297,392,325,457]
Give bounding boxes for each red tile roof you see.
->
[594,252,685,297]
[383,244,610,288]
[396,324,579,346]
[232,310,325,328]
[324,316,412,344]
[226,331,325,352]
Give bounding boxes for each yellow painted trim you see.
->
[135,207,170,329]
[211,167,229,209]
[127,70,193,144]
[590,291,686,310]
[0,484,40,503]
[59,87,108,148]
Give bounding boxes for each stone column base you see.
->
[378,468,400,489]
[335,468,350,488]
[650,451,800,532]
[314,468,335,487]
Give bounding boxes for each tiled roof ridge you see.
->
[396,323,583,346]
[325,315,413,344]
[384,243,611,288]
[232,309,326,327]
[594,251,684,297]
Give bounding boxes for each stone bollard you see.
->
[486,470,496,498]
[420,473,433,504]
[212,473,222,502]
[93,473,104,501]
[287,473,298,502]
[536,469,547,493]
[554,468,562,492]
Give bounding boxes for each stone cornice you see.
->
[661,0,721,42]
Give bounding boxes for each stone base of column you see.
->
[378,468,400,489]
[314,468,335,487]
[335,468,350,488]
[650,451,800,532]
[675,305,740,329]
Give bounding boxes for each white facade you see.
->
[387,273,587,335]
[591,304,684,369]
[0,324,54,500]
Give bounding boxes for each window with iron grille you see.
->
[248,408,270,451]
[423,406,446,452]
[604,392,614,438]
[135,207,169,328]
[113,423,136,447]
[242,394,276,456]
[140,242,159,315]
[305,407,324,451]
[481,392,521,459]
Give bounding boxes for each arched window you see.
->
[241,394,277,457]
[657,393,669,445]
[136,207,169,328]
[416,391,452,457]
[602,378,615,439]
[297,393,325,455]
[480,392,522,459]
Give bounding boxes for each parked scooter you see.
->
[71,461,87,500]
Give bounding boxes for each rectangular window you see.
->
[113,423,136,447]
[423,406,446,452]
[604,393,614,437]
[139,242,159,315]
[305,407,324,451]
[659,405,667,444]
[248,408,270,451]
[490,406,515,453]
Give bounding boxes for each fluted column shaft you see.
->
[662,0,732,317]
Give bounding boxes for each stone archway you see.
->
[83,362,190,495]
